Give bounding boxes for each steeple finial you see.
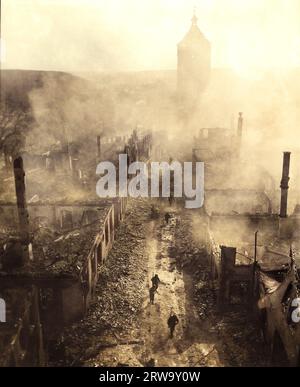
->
[191,6,198,25]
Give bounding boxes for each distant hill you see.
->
[1,69,86,111]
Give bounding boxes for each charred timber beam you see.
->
[280,152,291,218]
[13,156,30,265]
[97,135,101,161]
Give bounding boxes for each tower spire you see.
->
[191,6,198,26]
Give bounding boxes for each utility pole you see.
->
[0,0,2,106]
[252,231,258,297]
[0,0,2,105]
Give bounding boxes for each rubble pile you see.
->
[174,212,267,366]
[42,229,96,275]
[32,206,111,276]
[174,213,215,319]
[158,213,177,258]
[62,198,152,365]
[207,311,267,366]
[174,213,207,269]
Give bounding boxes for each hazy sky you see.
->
[2,0,300,73]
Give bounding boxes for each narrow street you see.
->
[140,216,189,366]
[62,199,267,367]
[138,209,220,366]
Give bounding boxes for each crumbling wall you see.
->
[0,286,45,367]
[0,197,127,366]
[205,190,272,216]
[0,203,109,230]
[45,198,127,326]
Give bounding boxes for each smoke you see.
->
[26,72,116,152]
[3,0,300,174]
[3,0,300,72]
[3,0,300,224]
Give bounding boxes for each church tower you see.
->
[177,10,211,111]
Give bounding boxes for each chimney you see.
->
[280,152,291,218]
[67,142,74,173]
[13,156,30,265]
[192,148,197,164]
[97,135,101,161]
[237,112,243,157]
[219,246,237,310]
[45,155,55,172]
[237,112,243,138]
[72,158,80,179]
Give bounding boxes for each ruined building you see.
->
[177,11,211,115]
[0,130,153,366]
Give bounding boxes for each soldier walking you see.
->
[167,311,179,338]
[149,286,157,305]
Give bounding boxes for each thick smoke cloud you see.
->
[2,0,300,72]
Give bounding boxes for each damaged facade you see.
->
[203,142,300,366]
[0,129,152,365]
